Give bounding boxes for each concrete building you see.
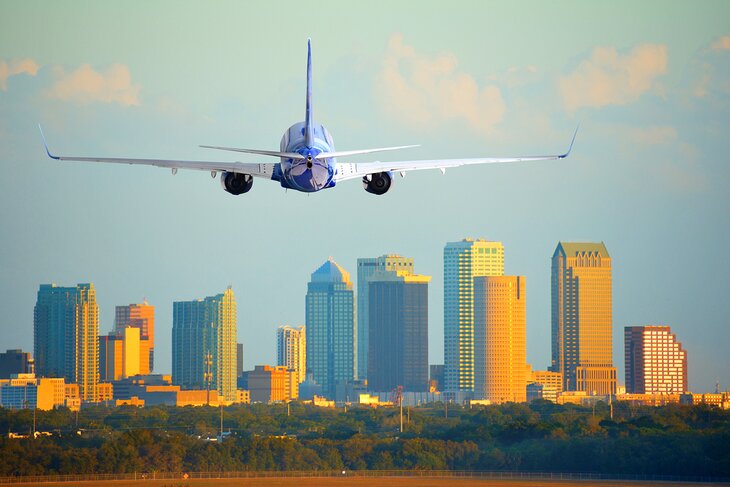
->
[33,283,100,402]
[277,325,306,384]
[0,374,66,410]
[357,255,414,380]
[0,349,34,379]
[172,287,237,402]
[551,242,616,395]
[528,370,563,402]
[444,238,504,396]
[306,258,355,398]
[114,300,154,372]
[245,365,295,403]
[625,325,687,394]
[100,327,147,381]
[473,276,526,403]
[367,268,430,392]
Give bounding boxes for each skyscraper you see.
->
[551,242,616,394]
[115,300,154,372]
[444,238,504,395]
[368,267,430,392]
[33,283,99,402]
[172,287,237,402]
[625,325,687,394]
[306,258,355,398]
[474,276,526,403]
[356,255,414,380]
[277,325,306,384]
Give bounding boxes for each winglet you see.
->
[559,124,579,159]
[304,38,314,147]
[38,124,60,160]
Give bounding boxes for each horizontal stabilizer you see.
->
[315,144,419,159]
[199,145,305,159]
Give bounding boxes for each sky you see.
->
[1,1,728,392]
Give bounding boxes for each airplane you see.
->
[40,39,577,196]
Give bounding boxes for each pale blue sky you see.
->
[1,1,728,391]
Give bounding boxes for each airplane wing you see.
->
[39,125,276,179]
[334,128,578,182]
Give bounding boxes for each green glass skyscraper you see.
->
[306,258,355,399]
[172,287,237,402]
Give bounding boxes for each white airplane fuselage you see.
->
[277,121,336,192]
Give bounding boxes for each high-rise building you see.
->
[551,242,616,394]
[277,326,306,384]
[237,343,244,378]
[474,276,526,403]
[34,283,99,402]
[357,255,414,380]
[625,325,687,394]
[99,327,144,381]
[306,258,355,398]
[444,238,504,395]
[115,300,154,372]
[0,349,34,379]
[367,268,430,392]
[172,287,237,402]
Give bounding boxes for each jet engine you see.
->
[220,171,253,195]
[362,171,393,195]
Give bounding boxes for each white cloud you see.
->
[629,126,677,145]
[711,36,730,50]
[559,44,668,111]
[377,34,505,134]
[46,63,140,106]
[0,58,39,90]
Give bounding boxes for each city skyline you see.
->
[15,237,712,395]
[1,3,729,393]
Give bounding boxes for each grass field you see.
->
[8,477,727,487]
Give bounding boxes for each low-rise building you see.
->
[0,374,65,410]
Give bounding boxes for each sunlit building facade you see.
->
[115,300,154,372]
[100,327,146,381]
[34,283,99,402]
[444,238,504,395]
[368,268,430,392]
[306,258,355,399]
[277,325,306,384]
[551,242,616,394]
[172,287,237,402]
[474,276,526,403]
[356,255,414,380]
[625,325,687,394]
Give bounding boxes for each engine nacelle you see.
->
[362,171,393,195]
[220,172,253,195]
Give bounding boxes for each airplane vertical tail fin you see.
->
[304,38,314,147]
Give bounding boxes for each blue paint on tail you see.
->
[304,38,314,148]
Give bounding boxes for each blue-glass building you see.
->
[306,258,355,399]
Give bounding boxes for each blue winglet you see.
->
[38,124,60,160]
[559,124,579,159]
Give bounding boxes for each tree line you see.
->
[0,401,728,477]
